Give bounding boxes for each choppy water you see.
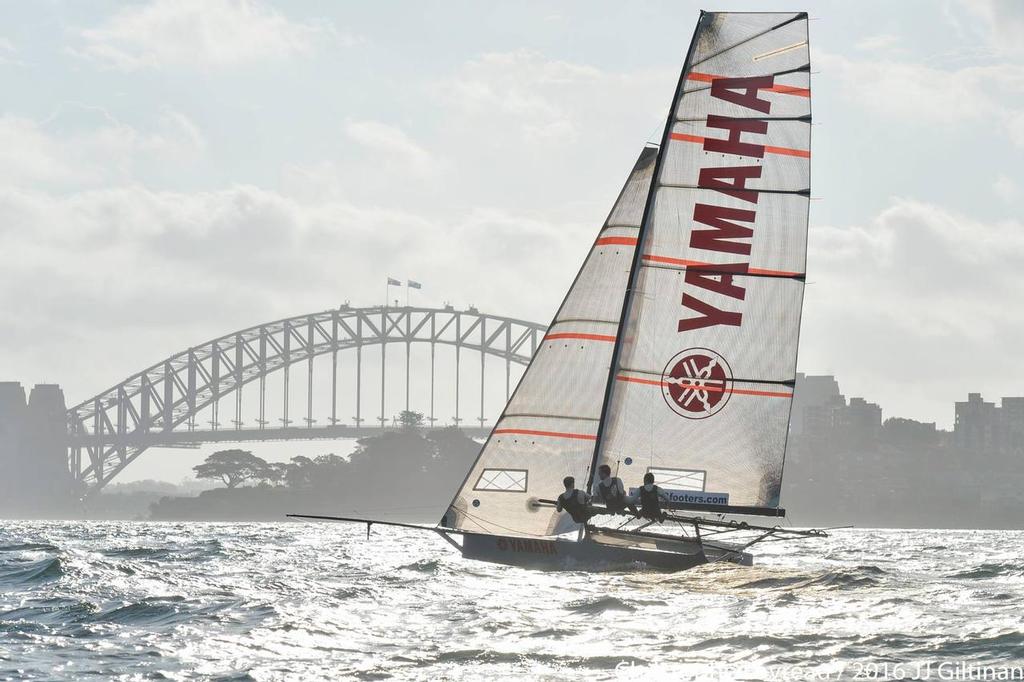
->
[2,522,1024,681]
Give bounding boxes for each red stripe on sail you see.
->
[545,332,617,343]
[595,236,638,246]
[669,132,810,159]
[493,428,597,441]
[687,71,811,98]
[641,254,803,278]
[615,374,793,398]
[764,144,810,158]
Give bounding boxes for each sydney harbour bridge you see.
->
[64,305,548,496]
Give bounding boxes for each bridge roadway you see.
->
[66,424,491,448]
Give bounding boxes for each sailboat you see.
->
[292,10,826,571]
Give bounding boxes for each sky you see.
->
[2,0,1023,481]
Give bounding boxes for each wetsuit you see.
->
[556,489,593,524]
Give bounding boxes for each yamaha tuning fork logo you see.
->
[661,348,733,419]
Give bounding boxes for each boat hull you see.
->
[459,531,747,572]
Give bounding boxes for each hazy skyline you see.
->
[4,0,1024,479]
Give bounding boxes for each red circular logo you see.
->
[661,348,733,419]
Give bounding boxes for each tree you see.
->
[398,410,424,430]
[256,462,290,487]
[286,456,315,489]
[193,449,268,488]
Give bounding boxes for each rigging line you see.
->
[458,508,555,539]
[690,13,806,69]
[320,504,450,513]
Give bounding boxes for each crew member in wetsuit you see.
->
[555,476,593,524]
[591,464,638,516]
[635,472,668,522]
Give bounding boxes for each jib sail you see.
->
[444,148,657,537]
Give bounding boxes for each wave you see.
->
[527,627,575,639]
[334,586,375,600]
[0,600,97,624]
[736,565,886,592]
[736,574,809,590]
[0,557,63,585]
[949,561,1024,579]
[90,597,205,627]
[396,559,440,574]
[101,547,173,560]
[802,565,886,590]
[682,633,834,652]
[0,543,59,552]
[906,631,1024,659]
[564,596,636,614]
[432,649,649,670]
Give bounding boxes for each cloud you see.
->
[437,49,669,145]
[802,199,1024,424]
[343,120,443,176]
[1007,110,1024,148]
[994,174,1019,203]
[69,0,338,70]
[956,0,1024,54]
[0,37,21,66]
[0,108,205,189]
[855,34,901,52]
[0,177,588,403]
[817,49,1024,144]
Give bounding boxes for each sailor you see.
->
[591,464,638,516]
[635,472,669,522]
[555,476,593,524]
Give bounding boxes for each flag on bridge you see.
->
[407,280,422,289]
[387,277,402,286]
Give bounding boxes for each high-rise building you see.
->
[791,373,843,436]
[954,393,1024,455]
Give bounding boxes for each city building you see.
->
[954,393,1024,455]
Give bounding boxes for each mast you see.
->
[587,11,707,489]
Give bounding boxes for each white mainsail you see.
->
[594,11,811,509]
[444,148,657,537]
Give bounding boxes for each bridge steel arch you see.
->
[67,305,547,494]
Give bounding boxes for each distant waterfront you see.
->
[4,375,1024,529]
